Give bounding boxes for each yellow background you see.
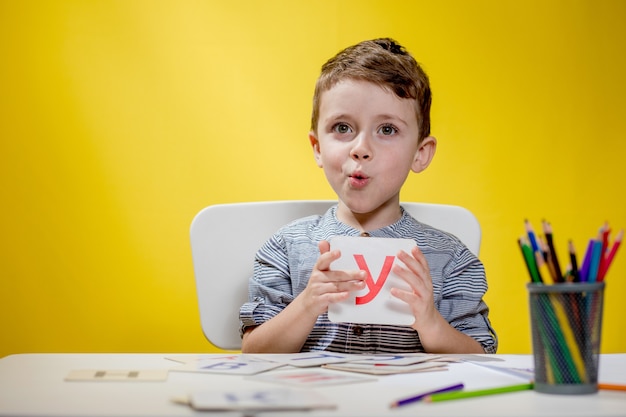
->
[1,0,625,357]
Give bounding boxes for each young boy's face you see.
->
[309,79,435,220]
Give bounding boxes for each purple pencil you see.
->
[390,382,465,408]
[579,239,595,282]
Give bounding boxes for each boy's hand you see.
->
[390,246,440,331]
[301,240,367,317]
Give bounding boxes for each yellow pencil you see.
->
[550,296,586,382]
[535,251,553,284]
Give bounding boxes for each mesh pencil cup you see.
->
[527,282,605,394]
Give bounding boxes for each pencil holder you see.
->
[527,282,605,395]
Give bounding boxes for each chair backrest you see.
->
[189,200,481,350]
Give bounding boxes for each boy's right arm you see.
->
[241,241,367,353]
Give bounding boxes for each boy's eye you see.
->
[379,124,397,136]
[332,123,352,134]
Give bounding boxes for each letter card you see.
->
[328,236,416,325]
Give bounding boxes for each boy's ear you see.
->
[309,131,323,168]
[411,136,437,173]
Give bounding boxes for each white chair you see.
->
[190,200,481,350]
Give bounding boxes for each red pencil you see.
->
[598,229,623,281]
[598,223,611,280]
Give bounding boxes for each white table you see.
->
[0,353,625,416]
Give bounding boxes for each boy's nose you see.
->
[350,134,372,160]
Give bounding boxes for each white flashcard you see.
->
[247,369,375,387]
[322,361,449,375]
[345,353,441,366]
[165,354,240,364]
[170,355,284,375]
[64,369,168,382]
[182,388,336,411]
[248,351,356,367]
[328,236,416,325]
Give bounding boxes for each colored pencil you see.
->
[525,219,540,253]
[598,224,610,278]
[389,382,464,408]
[599,383,626,392]
[598,229,623,281]
[539,238,558,283]
[550,295,586,382]
[568,240,580,282]
[519,237,542,283]
[588,236,604,283]
[535,250,553,284]
[579,239,595,282]
[423,383,534,403]
[543,220,563,281]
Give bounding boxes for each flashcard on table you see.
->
[344,353,442,366]
[447,354,505,362]
[248,351,357,368]
[179,388,336,411]
[247,369,375,387]
[165,354,239,364]
[322,361,449,375]
[169,355,284,375]
[468,362,534,381]
[65,369,168,382]
[328,236,417,325]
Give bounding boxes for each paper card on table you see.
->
[346,353,442,366]
[248,369,375,387]
[170,355,284,375]
[468,362,534,381]
[65,369,168,382]
[165,354,241,364]
[179,388,336,411]
[449,354,505,362]
[322,361,449,375]
[328,236,417,325]
[248,351,356,367]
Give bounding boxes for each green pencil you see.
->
[424,383,534,403]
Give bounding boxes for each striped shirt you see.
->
[239,205,498,354]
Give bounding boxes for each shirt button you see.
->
[353,326,363,336]
[360,232,370,237]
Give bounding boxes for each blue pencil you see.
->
[525,219,540,253]
[587,238,603,282]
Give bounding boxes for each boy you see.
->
[239,38,497,354]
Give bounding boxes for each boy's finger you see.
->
[325,269,366,283]
[318,240,331,254]
[315,248,341,271]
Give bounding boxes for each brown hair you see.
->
[310,38,431,141]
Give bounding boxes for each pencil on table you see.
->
[389,383,464,408]
[423,383,534,403]
[599,383,626,392]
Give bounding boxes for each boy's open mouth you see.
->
[350,171,369,180]
[349,172,370,187]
